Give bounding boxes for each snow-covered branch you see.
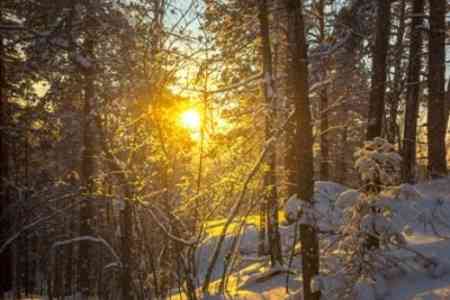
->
[50,236,121,268]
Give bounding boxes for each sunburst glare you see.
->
[180,109,201,131]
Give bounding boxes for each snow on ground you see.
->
[198,177,450,300]
[383,176,450,300]
[198,181,346,285]
[27,178,450,300]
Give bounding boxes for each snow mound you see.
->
[283,181,347,224]
[388,183,424,201]
[336,189,361,209]
[314,181,348,202]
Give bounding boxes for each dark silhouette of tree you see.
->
[402,0,425,183]
[367,0,391,140]
[427,0,448,178]
[285,0,320,299]
[257,0,283,266]
[0,18,12,300]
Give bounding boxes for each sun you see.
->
[180,109,201,131]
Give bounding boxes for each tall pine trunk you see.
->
[79,37,95,298]
[366,0,391,140]
[427,0,448,178]
[285,0,320,298]
[257,0,282,266]
[402,0,424,183]
[285,6,298,198]
[0,27,12,300]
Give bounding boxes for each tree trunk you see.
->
[319,93,329,180]
[285,4,298,198]
[64,215,74,297]
[285,0,320,299]
[53,250,63,299]
[257,0,283,266]
[337,90,350,185]
[79,37,96,298]
[337,122,348,184]
[402,0,424,183]
[24,136,31,296]
[366,0,391,140]
[0,26,12,300]
[427,0,448,178]
[120,199,133,300]
[446,79,450,129]
[388,0,406,146]
[317,0,329,181]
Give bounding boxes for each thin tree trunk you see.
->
[427,0,448,178]
[319,92,329,180]
[338,124,348,184]
[79,37,95,299]
[53,250,63,299]
[64,213,74,297]
[285,5,298,198]
[366,0,391,140]
[120,198,133,300]
[24,132,31,296]
[285,0,320,299]
[0,25,12,300]
[24,235,30,296]
[257,0,283,266]
[445,79,450,128]
[402,0,425,183]
[388,0,406,146]
[11,194,17,300]
[337,90,350,185]
[317,0,329,181]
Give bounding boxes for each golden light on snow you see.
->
[180,109,201,131]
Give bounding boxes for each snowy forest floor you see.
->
[24,177,450,300]
[186,177,450,300]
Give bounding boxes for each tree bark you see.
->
[402,0,424,183]
[285,3,298,198]
[64,213,74,296]
[257,0,283,266]
[366,0,391,140]
[388,0,406,147]
[0,25,12,300]
[446,79,450,129]
[120,198,133,300]
[285,0,320,299]
[427,0,448,178]
[79,36,96,298]
[337,122,348,184]
[317,0,329,181]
